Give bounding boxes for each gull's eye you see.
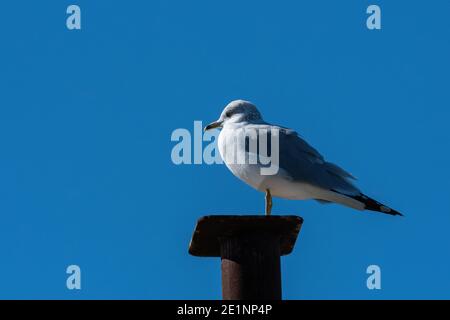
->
[225,111,232,118]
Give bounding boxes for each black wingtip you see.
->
[353,193,403,217]
[383,208,404,217]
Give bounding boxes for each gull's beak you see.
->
[204,120,223,131]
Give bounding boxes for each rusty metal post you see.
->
[189,215,303,300]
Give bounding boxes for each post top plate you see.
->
[188,215,303,257]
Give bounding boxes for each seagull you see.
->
[204,100,402,216]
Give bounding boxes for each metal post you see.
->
[189,215,303,300]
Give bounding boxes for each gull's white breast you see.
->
[218,125,315,200]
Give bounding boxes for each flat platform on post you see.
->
[188,215,303,257]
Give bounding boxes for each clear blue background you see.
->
[1,0,449,299]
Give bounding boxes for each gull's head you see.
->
[204,100,262,131]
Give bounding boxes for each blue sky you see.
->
[0,0,449,299]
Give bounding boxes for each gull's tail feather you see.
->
[351,193,403,216]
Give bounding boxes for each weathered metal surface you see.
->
[188,215,303,300]
[220,233,282,300]
[189,215,303,257]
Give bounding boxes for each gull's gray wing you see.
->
[242,123,358,195]
[274,126,360,196]
[239,123,402,215]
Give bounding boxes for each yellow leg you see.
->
[265,189,272,216]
